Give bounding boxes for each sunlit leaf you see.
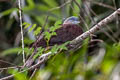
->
[8,69,19,74]
[43,0,58,8]
[2,48,22,56]
[23,22,31,29]
[49,26,56,32]
[0,8,17,17]
[37,4,50,11]
[24,37,34,44]
[34,27,42,36]
[54,20,62,27]
[51,45,59,53]
[72,0,81,16]
[51,32,57,36]
[101,60,116,74]
[33,47,45,59]
[58,42,70,51]
[28,24,37,33]
[27,0,35,8]
[44,31,51,41]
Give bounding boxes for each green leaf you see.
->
[24,47,34,56]
[49,21,61,32]
[37,4,50,11]
[27,0,35,8]
[23,22,31,29]
[34,27,42,36]
[14,73,28,80]
[23,22,28,26]
[58,42,69,51]
[81,38,89,53]
[51,32,57,36]
[101,60,116,74]
[113,43,120,52]
[54,20,62,27]
[51,45,59,53]
[51,42,69,54]
[28,24,37,33]
[24,37,34,45]
[33,47,44,59]
[8,69,19,74]
[0,8,17,17]
[44,31,51,41]
[2,48,22,56]
[8,68,28,80]
[49,26,56,32]
[72,0,81,16]
[24,47,30,53]
[43,0,58,8]
[50,26,60,32]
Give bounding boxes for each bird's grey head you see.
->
[63,16,80,25]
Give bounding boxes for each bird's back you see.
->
[31,24,83,48]
[49,24,83,45]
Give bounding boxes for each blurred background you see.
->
[0,0,120,80]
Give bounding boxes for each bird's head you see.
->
[63,16,80,25]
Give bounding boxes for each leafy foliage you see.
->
[33,27,41,36]
[8,69,28,80]
[33,47,45,60]
[2,47,23,56]
[23,22,42,36]
[44,20,62,45]
[0,0,120,80]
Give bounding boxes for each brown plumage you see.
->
[32,24,83,48]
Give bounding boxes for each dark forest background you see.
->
[0,0,120,80]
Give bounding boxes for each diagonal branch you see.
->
[70,8,120,45]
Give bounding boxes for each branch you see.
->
[70,8,120,46]
[18,0,25,63]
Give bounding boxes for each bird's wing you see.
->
[49,24,83,46]
[30,24,83,48]
[30,33,47,48]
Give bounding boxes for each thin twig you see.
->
[87,0,116,10]
[0,60,16,66]
[18,0,25,64]
[49,0,72,12]
[29,68,37,80]
[112,0,119,30]
[0,66,22,70]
